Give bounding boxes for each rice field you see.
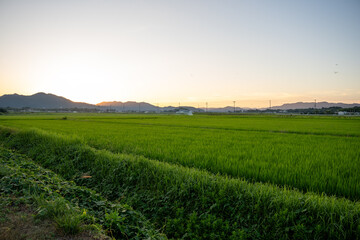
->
[1,113,360,239]
[1,113,359,199]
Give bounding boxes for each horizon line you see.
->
[1,91,360,109]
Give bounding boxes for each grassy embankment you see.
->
[0,144,165,239]
[0,126,359,239]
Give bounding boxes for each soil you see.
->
[0,203,107,240]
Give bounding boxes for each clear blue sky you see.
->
[1,0,359,107]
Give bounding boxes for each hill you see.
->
[272,101,360,110]
[0,92,96,109]
[97,101,159,111]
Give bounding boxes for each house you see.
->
[176,110,193,115]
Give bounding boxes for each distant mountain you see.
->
[97,101,203,112]
[206,106,246,113]
[272,102,360,110]
[0,92,96,109]
[97,101,124,107]
[162,106,203,112]
[2,93,359,112]
[97,101,159,111]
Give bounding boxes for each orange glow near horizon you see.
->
[1,1,359,108]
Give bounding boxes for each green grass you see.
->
[0,145,165,239]
[1,114,359,199]
[1,126,360,239]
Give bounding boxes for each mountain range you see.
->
[0,92,359,111]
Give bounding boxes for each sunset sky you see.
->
[1,0,359,108]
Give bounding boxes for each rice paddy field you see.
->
[1,113,360,239]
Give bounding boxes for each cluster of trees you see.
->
[234,107,360,115]
[1,106,359,115]
[284,106,360,114]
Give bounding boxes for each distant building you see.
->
[176,110,193,115]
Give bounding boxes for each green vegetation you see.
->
[1,114,359,199]
[0,145,165,239]
[0,108,7,114]
[0,125,360,239]
[0,199,84,240]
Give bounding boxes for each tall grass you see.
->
[1,127,360,239]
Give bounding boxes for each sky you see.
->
[0,0,359,108]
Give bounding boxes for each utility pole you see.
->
[233,101,236,113]
[138,102,141,112]
[269,100,271,110]
[206,102,208,112]
[314,99,317,109]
